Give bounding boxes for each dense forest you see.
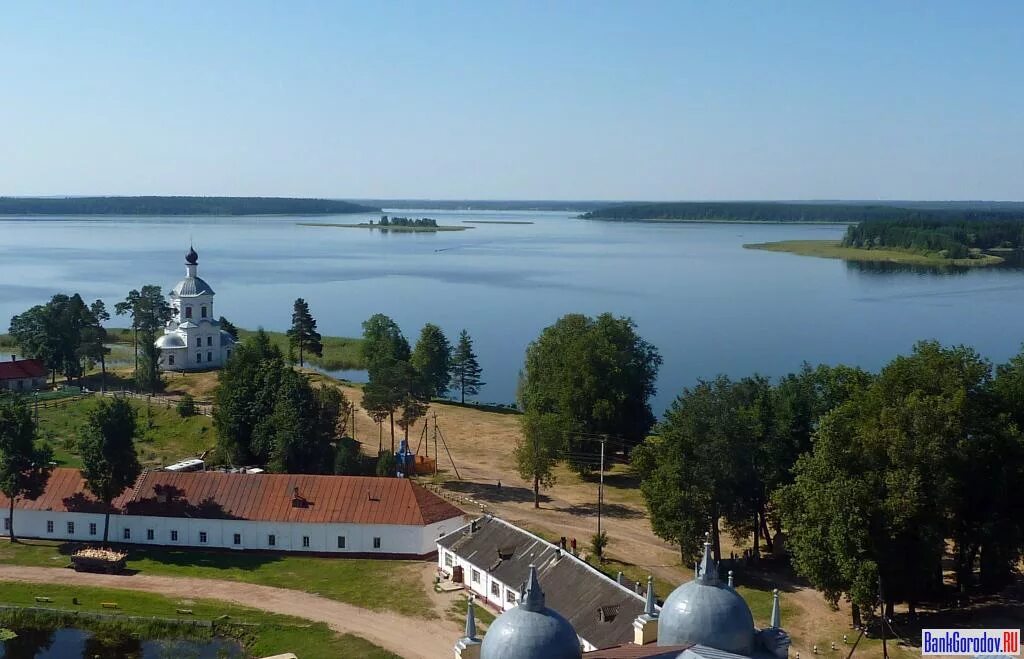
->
[581,201,1024,224]
[355,199,608,212]
[0,196,379,216]
[373,215,438,227]
[843,218,1024,258]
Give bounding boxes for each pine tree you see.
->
[80,397,141,543]
[287,298,323,367]
[411,323,453,398]
[0,395,53,542]
[451,330,484,404]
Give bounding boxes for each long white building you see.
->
[2,468,465,558]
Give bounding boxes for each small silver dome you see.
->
[155,333,186,349]
[657,540,755,654]
[480,566,581,659]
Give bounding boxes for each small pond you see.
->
[0,627,244,658]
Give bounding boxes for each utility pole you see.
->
[598,437,604,535]
[433,412,439,475]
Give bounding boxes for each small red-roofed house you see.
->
[0,356,47,392]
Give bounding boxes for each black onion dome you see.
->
[185,246,199,265]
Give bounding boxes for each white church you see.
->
[156,246,236,371]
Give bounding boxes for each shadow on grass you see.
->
[432,399,521,415]
[564,502,644,519]
[441,480,550,505]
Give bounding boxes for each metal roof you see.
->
[1,468,465,526]
[0,358,47,380]
[172,276,215,297]
[439,516,651,650]
[585,644,692,658]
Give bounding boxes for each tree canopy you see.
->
[80,397,141,543]
[451,330,484,404]
[411,323,453,398]
[9,293,108,386]
[287,298,323,367]
[115,285,173,393]
[0,395,54,542]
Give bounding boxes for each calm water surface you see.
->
[2,210,1023,412]
[0,626,242,658]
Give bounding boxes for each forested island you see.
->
[298,215,469,232]
[580,201,1024,224]
[0,196,379,216]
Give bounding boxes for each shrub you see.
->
[176,394,197,418]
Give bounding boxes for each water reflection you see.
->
[0,627,243,659]
[845,251,1024,276]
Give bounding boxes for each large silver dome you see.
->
[657,540,755,655]
[172,276,215,297]
[480,565,581,659]
[155,333,186,348]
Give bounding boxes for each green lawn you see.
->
[744,240,1004,267]
[236,328,365,371]
[445,594,496,629]
[0,580,399,659]
[0,540,434,618]
[35,396,215,469]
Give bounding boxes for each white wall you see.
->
[3,509,454,557]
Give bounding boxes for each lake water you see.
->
[0,626,243,658]
[3,210,1024,413]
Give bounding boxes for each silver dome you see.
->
[657,541,755,655]
[480,566,582,659]
[155,333,186,348]
[172,276,215,297]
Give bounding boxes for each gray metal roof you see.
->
[439,516,650,650]
[172,276,215,297]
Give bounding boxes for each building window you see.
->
[233,533,241,545]
[207,336,212,346]
[196,337,202,347]
[2,518,9,531]
[171,530,178,541]
[444,553,453,567]
[123,528,131,540]
[146,529,154,541]
[507,590,517,604]
[472,569,480,583]
[268,534,276,546]
[491,581,500,598]
[199,531,208,543]
[168,354,175,366]
[89,523,97,536]
[185,306,192,319]
[373,537,381,549]
[67,521,75,534]
[46,520,53,533]
[207,351,213,363]
[201,305,208,318]
[196,352,202,363]
[337,536,346,549]
[302,536,310,548]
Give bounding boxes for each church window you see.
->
[196,337,202,347]
[201,305,207,318]
[185,306,192,319]
[207,336,212,346]
[207,351,213,362]
[196,352,202,363]
[168,355,175,366]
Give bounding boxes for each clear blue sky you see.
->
[2,1,1022,200]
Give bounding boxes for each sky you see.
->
[2,1,1022,201]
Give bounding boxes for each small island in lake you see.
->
[746,215,1024,267]
[299,214,471,232]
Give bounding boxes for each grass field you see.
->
[744,240,1005,267]
[36,396,215,469]
[236,328,365,370]
[0,580,398,658]
[0,540,434,618]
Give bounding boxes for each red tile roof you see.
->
[0,358,47,381]
[0,467,465,526]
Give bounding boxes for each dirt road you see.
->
[0,565,458,659]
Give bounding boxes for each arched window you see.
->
[168,354,175,366]
[185,306,192,319]
[201,305,207,318]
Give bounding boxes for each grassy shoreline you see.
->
[0,580,398,658]
[744,240,1005,267]
[297,222,470,232]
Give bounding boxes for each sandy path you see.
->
[0,565,459,659]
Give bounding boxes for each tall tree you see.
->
[80,397,141,543]
[411,323,453,398]
[334,437,363,475]
[217,316,239,340]
[115,286,173,393]
[360,314,410,369]
[286,298,323,367]
[451,330,484,404]
[0,395,54,542]
[9,293,98,386]
[519,313,660,473]
[79,300,111,391]
[514,411,564,508]
[8,303,62,385]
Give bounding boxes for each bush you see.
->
[375,450,396,477]
[590,530,609,562]
[176,394,197,418]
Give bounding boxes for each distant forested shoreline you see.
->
[580,201,1024,224]
[843,217,1024,258]
[0,196,379,216]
